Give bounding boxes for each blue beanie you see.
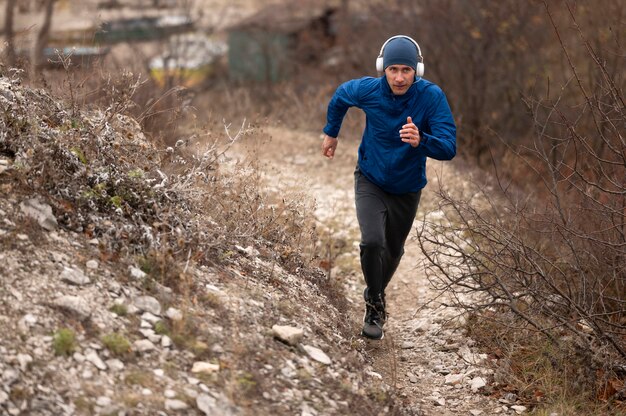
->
[383,37,418,70]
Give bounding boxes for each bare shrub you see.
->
[417,1,625,410]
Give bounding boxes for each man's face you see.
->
[385,65,415,95]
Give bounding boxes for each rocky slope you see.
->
[0,72,403,415]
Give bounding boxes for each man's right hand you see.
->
[321,135,338,159]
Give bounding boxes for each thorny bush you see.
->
[417,1,625,411]
[0,69,317,287]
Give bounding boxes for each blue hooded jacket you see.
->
[323,76,456,194]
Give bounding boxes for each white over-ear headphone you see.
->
[376,35,424,77]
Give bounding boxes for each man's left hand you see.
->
[400,116,421,148]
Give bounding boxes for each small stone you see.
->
[106,359,124,371]
[164,389,176,399]
[82,369,93,379]
[0,390,8,405]
[161,335,172,348]
[153,369,164,377]
[53,295,92,320]
[302,345,331,365]
[407,372,418,383]
[141,312,161,324]
[88,238,99,246]
[19,198,58,231]
[129,266,147,280]
[433,397,446,406]
[191,362,220,374]
[444,373,464,385]
[86,260,99,270]
[96,396,111,407]
[133,296,161,315]
[511,405,527,414]
[133,340,156,352]
[470,376,487,392]
[60,266,90,286]
[272,325,304,346]
[73,352,85,363]
[85,350,107,370]
[17,353,32,371]
[166,307,183,321]
[504,393,518,402]
[470,410,483,416]
[197,394,217,415]
[142,388,153,396]
[165,399,188,411]
[401,341,415,349]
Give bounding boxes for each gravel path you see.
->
[234,126,511,415]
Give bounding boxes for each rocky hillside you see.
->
[0,72,403,415]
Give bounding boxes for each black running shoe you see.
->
[361,289,386,340]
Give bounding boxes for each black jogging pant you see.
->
[354,166,421,299]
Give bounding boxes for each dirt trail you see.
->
[234,125,502,415]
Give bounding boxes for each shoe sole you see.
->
[361,329,384,340]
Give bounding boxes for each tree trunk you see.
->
[32,0,56,74]
[4,0,17,67]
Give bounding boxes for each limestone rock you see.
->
[133,296,161,315]
[52,295,92,320]
[19,197,58,231]
[272,324,304,346]
[302,345,331,365]
[60,266,90,286]
[192,361,220,374]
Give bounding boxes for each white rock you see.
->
[272,325,304,346]
[470,376,487,392]
[153,369,164,377]
[129,266,147,279]
[191,362,220,374]
[60,266,90,286]
[82,369,93,379]
[165,399,188,411]
[164,389,177,398]
[365,370,382,379]
[142,388,153,396]
[96,396,111,407]
[73,352,85,363]
[470,410,483,416]
[433,397,446,406]
[17,354,32,371]
[141,312,161,324]
[0,390,8,405]
[53,295,92,320]
[22,314,38,326]
[166,307,183,321]
[133,296,161,315]
[85,350,107,370]
[106,359,124,372]
[86,260,99,270]
[400,341,415,349]
[133,340,156,352]
[511,406,528,414]
[444,374,464,385]
[161,335,172,348]
[197,394,217,415]
[302,345,331,365]
[19,198,58,231]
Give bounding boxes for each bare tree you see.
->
[32,0,57,74]
[4,0,17,67]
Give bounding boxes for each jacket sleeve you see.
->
[323,79,362,138]
[420,89,457,161]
